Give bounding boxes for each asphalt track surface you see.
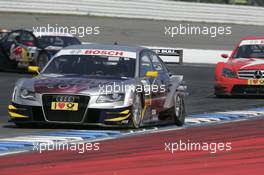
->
[0,118,263,175]
[1,13,264,50]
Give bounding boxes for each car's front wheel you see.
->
[173,93,186,126]
[131,94,142,129]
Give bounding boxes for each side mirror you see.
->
[28,66,40,74]
[146,71,158,78]
[221,54,229,59]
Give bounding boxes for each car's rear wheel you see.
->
[173,93,185,126]
[131,94,142,129]
[37,52,49,70]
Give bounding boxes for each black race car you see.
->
[0,29,81,70]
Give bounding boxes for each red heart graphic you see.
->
[253,80,258,84]
[58,102,65,109]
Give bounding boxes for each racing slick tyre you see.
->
[173,94,186,126]
[37,52,49,70]
[131,93,143,129]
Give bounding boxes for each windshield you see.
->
[42,55,136,78]
[233,44,264,59]
[37,36,81,48]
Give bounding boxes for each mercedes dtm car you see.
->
[8,44,187,128]
[215,36,264,96]
[0,29,81,70]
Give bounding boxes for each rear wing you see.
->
[148,47,183,64]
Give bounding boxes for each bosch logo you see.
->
[56,96,75,102]
[84,49,124,56]
[254,70,263,79]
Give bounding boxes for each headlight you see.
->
[222,68,237,78]
[96,93,125,103]
[20,89,36,101]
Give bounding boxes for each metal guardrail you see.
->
[0,0,264,25]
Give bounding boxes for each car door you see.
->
[148,51,170,112]
[139,50,165,120]
[138,51,154,121]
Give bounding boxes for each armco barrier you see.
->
[0,0,264,25]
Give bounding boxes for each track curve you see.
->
[0,118,263,175]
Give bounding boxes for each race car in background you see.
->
[8,44,187,128]
[0,28,10,39]
[215,36,264,96]
[0,29,81,70]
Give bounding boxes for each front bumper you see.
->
[215,77,264,95]
[8,103,133,127]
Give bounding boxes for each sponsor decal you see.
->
[10,46,28,61]
[51,102,78,111]
[84,49,124,56]
[57,49,137,58]
[51,95,79,111]
[248,79,264,85]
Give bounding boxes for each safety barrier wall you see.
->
[0,0,263,25]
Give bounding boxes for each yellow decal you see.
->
[141,105,148,119]
[51,102,78,111]
[107,109,130,115]
[8,111,28,118]
[8,105,17,110]
[22,48,29,62]
[118,110,130,114]
[248,79,264,85]
[105,114,131,122]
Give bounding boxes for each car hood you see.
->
[26,74,133,94]
[228,58,264,71]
